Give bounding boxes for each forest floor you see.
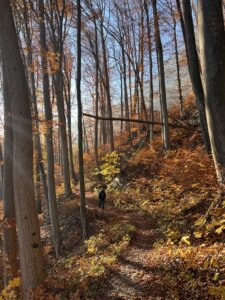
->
[43,188,220,300]
[1,99,225,299]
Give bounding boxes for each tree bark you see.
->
[83,112,197,130]
[2,58,19,285]
[77,0,88,240]
[99,15,114,152]
[0,0,46,291]
[22,0,49,214]
[39,0,60,256]
[181,0,211,152]
[198,0,225,183]
[171,1,184,117]
[152,0,170,149]
[144,0,154,141]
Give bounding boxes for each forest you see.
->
[0,0,225,299]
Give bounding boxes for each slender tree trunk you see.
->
[139,6,148,122]
[181,0,211,152]
[120,69,124,133]
[100,82,107,144]
[198,0,225,183]
[176,0,189,56]
[35,163,42,214]
[94,18,99,167]
[121,45,131,136]
[171,4,184,117]
[2,59,19,285]
[77,0,87,240]
[144,0,154,141]
[39,0,60,256]
[100,18,114,152]
[63,56,78,184]
[0,0,46,291]
[54,72,72,195]
[152,0,170,149]
[83,119,90,154]
[67,109,78,183]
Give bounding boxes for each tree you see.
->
[0,0,46,291]
[39,0,60,256]
[98,0,115,152]
[198,0,225,183]
[181,0,211,152]
[19,0,49,215]
[168,0,184,117]
[1,58,18,285]
[144,0,154,140]
[77,0,88,240]
[152,0,170,149]
[46,0,72,196]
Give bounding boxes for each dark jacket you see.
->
[99,190,106,200]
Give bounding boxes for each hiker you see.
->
[98,189,106,210]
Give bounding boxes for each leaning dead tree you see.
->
[83,113,198,131]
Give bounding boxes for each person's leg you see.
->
[102,199,105,210]
[98,199,101,208]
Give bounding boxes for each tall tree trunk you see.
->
[176,0,189,56]
[100,82,107,145]
[152,0,170,149]
[100,18,114,152]
[198,0,225,183]
[120,68,124,133]
[39,0,60,255]
[94,18,99,167]
[54,72,72,195]
[83,119,90,154]
[144,0,154,141]
[63,55,78,184]
[0,0,46,291]
[22,1,49,214]
[170,1,184,117]
[2,59,19,285]
[77,0,88,240]
[181,0,211,152]
[67,107,78,183]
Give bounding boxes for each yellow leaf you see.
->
[210,257,219,268]
[195,217,206,226]
[215,225,225,235]
[181,235,191,246]
[213,272,219,281]
[194,231,203,238]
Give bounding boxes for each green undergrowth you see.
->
[103,136,225,298]
[54,222,135,298]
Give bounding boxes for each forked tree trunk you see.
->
[0,0,46,291]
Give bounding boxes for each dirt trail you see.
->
[85,194,171,300]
